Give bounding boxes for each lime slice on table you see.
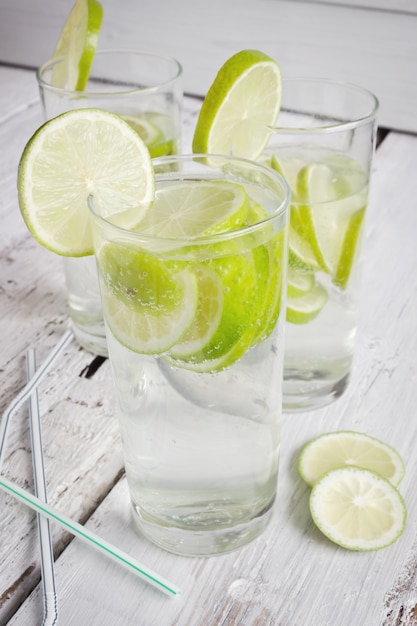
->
[17,108,155,256]
[286,282,328,324]
[192,50,282,159]
[100,245,199,354]
[51,0,103,90]
[310,466,406,551]
[296,162,366,286]
[298,431,405,488]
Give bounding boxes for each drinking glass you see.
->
[37,49,183,355]
[88,154,289,556]
[262,78,378,411]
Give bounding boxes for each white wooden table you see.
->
[1,63,417,626]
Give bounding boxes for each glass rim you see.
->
[272,76,379,133]
[36,48,183,97]
[88,153,290,246]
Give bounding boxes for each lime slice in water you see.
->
[51,0,103,90]
[17,108,154,256]
[310,466,406,551]
[136,180,249,239]
[192,49,282,159]
[100,244,199,354]
[296,162,365,283]
[286,282,328,324]
[287,267,315,298]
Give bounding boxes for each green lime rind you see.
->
[286,282,328,324]
[298,430,406,488]
[17,108,154,257]
[333,206,366,289]
[192,49,282,159]
[52,0,103,91]
[309,466,406,551]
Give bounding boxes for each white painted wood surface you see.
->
[0,0,416,133]
[2,64,417,625]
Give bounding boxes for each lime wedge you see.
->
[51,0,103,90]
[192,50,282,159]
[136,180,249,238]
[310,466,406,551]
[286,282,328,324]
[298,431,405,488]
[17,108,154,256]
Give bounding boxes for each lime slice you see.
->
[100,244,199,354]
[286,282,328,324]
[270,154,304,199]
[287,267,315,298]
[51,0,103,90]
[287,209,320,272]
[170,265,223,358]
[310,466,406,551]
[17,108,154,256]
[296,162,364,279]
[298,431,405,488]
[136,180,249,238]
[192,50,282,160]
[334,207,366,288]
[121,114,163,148]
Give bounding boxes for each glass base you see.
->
[70,320,108,357]
[283,370,350,412]
[130,498,275,557]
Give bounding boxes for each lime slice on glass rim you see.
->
[51,0,103,90]
[17,108,155,256]
[310,466,406,551]
[298,430,405,488]
[192,49,282,159]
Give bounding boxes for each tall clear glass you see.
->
[261,78,378,411]
[36,49,183,356]
[89,154,289,556]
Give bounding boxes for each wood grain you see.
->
[2,66,417,624]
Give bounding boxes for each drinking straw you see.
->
[26,348,58,626]
[0,331,181,598]
[0,476,181,597]
[0,330,74,471]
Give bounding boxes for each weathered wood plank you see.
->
[5,119,417,624]
[0,0,416,132]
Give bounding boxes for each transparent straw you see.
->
[0,477,181,597]
[26,348,58,626]
[0,331,181,598]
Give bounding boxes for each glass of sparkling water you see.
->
[261,78,378,411]
[37,49,183,355]
[88,154,289,556]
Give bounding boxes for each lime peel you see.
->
[310,466,406,551]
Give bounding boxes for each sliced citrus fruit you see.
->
[334,206,366,288]
[298,431,405,488]
[310,466,406,551]
[169,265,223,358]
[296,162,365,281]
[286,282,328,324]
[51,0,103,90]
[287,267,315,298]
[136,180,249,239]
[17,108,154,256]
[192,50,282,160]
[99,244,199,354]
